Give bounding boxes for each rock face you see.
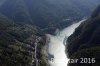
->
[66,5,100,66]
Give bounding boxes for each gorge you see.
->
[47,19,86,66]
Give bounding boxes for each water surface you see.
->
[47,19,86,66]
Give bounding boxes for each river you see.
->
[46,19,86,66]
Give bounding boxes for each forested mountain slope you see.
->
[66,5,100,66]
[0,0,99,33]
[0,14,49,66]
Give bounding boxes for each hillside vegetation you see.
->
[67,5,100,66]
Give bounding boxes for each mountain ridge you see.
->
[0,0,99,34]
